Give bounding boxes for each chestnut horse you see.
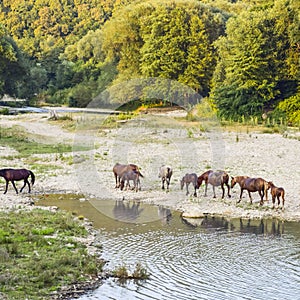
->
[231,176,268,205]
[197,169,213,192]
[0,168,35,194]
[113,163,143,188]
[267,181,285,210]
[180,173,198,197]
[205,170,231,198]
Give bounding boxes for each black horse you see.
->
[0,168,35,194]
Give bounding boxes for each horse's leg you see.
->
[114,173,118,188]
[213,185,216,198]
[282,193,285,210]
[11,181,18,194]
[26,178,31,193]
[221,183,225,199]
[166,178,170,191]
[237,188,243,203]
[193,184,197,197]
[204,183,208,196]
[186,183,189,195]
[272,195,275,209]
[4,180,9,194]
[247,190,252,204]
[162,178,165,190]
[20,179,27,193]
[226,183,231,198]
[277,195,280,208]
[259,190,264,205]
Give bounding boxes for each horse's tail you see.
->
[138,171,144,178]
[29,170,35,186]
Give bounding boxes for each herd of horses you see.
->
[0,164,285,210]
[113,163,285,210]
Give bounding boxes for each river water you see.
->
[37,196,300,300]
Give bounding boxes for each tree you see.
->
[211,8,293,118]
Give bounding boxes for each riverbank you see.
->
[0,110,299,298]
[0,110,299,222]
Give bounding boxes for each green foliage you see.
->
[277,93,300,125]
[0,0,298,123]
[102,0,228,99]
[211,0,299,119]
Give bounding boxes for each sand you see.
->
[0,110,299,222]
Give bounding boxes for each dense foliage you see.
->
[0,0,299,123]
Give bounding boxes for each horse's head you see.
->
[267,181,274,190]
[230,176,237,188]
[197,176,203,189]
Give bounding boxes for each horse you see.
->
[180,173,198,197]
[113,163,143,188]
[120,170,141,192]
[231,176,268,205]
[197,169,213,191]
[205,170,231,198]
[0,168,35,194]
[267,181,285,210]
[159,165,173,190]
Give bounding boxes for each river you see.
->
[37,195,300,300]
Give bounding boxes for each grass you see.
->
[0,126,90,156]
[0,126,73,156]
[0,209,105,299]
[112,262,150,281]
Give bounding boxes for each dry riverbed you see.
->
[0,110,299,222]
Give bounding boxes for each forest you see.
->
[0,0,299,124]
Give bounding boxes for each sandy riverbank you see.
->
[0,110,299,222]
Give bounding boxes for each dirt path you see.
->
[0,111,299,221]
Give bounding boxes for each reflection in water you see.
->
[34,195,300,300]
[113,200,144,222]
[182,216,285,236]
[157,205,172,225]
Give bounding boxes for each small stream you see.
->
[37,195,300,300]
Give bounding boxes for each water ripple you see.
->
[82,220,300,300]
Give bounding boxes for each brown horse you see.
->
[113,163,143,188]
[180,173,198,197]
[0,168,35,194]
[120,170,141,192]
[197,169,213,191]
[205,170,231,198]
[231,176,268,205]
[267,181,285,210]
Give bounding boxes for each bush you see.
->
[277,94,300,126]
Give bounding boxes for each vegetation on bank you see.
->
[0,208,150,299]
[0,0,299,124]
[0,209,105,299]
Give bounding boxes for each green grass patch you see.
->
[0,209,104,299]
[0,126,73,156]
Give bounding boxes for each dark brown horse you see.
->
[0,168,35,194]
[205,170,231,198]
[113,163,143,188]
[231,176,268,205]
[267,181,285,210]
[180,173,198,197]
